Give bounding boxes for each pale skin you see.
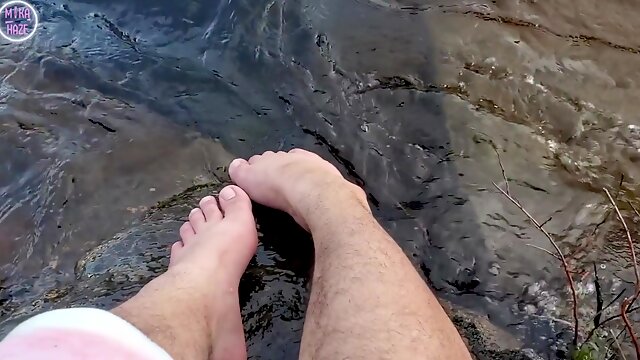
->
[111,149,472,359]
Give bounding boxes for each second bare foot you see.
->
[228,149,369,230]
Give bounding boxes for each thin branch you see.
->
[620,308,638,359]
[602,290,627,317]
[605,329,628,360]
[494,182,579,346]
[607,192,640,290]
[594,263,604,328]
[616,174,625,200]
[586,304,640,343]
[493,147,510,196]
[610,329,628,360]
[588,288,627,332]
[627,201,640,309]
[604,189,640,358]
[628,203,640,270]
[526,244,561,260]
[629,201,640,221]
[540,216,553,228]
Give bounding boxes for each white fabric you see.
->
[5,308,173,360]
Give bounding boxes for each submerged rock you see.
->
[450,307,543,360]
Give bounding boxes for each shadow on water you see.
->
[5,0,639,358]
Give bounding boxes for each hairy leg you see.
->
[230,150,471,360]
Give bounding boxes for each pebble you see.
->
[527,283,541,297]
[524,304,537,315]
[488,262,500,276]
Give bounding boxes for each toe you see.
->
[290,148,312,155]
[189,208,206,232]
[218,185,253,220]
[199,195,223,222]
[229,158,250,183]
[290,148,324,160]
[169,241,183,267]
[180,222,195,243]
[248,154,261,164]
[171,241,183,253]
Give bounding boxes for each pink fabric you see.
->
[0,328,158,360]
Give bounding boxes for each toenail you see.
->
[229,159,244,171]
[220,186,237,200]
[200,196,215,204]
[190,208,199,214]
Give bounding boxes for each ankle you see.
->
[298,180,372,234]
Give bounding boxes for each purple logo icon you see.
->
[0,0,38,42]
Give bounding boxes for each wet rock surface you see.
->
[450,307,542,360]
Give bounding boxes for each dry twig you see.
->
[586,304,640,344]
[594,263,604,328]
[493,146,510,196]
[526,244,561,260]
[492,145,579,345]
[493,182,579,346]
[610,329,629,360]
[604,189,640,358]
[585,289,627,343]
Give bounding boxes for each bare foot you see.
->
[113,185,257,360]
[228,149,369,231]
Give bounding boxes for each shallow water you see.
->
[2,0,640,358]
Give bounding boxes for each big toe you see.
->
[228,158,251,184]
